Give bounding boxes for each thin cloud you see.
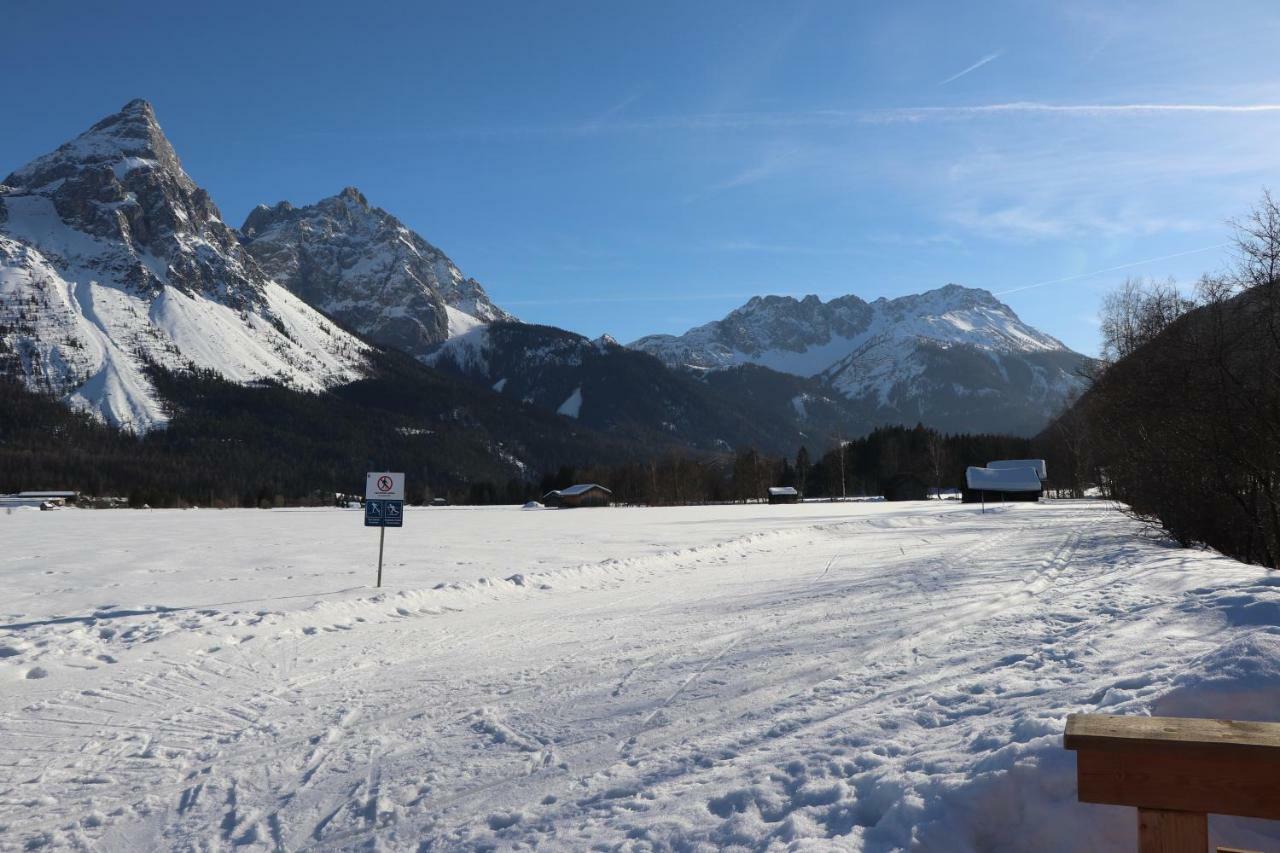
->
[294,102,1280,141]
[578,91,644,132]
[993,243,1230,296]
[940,51,1002,86]
[870,102,1280,123]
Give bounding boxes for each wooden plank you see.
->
[1066,714,1280,755]
[1137,808,1206,853]
[1075,744,1280,820]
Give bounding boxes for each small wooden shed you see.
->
[542,483,613,508]
[767,486,799,505]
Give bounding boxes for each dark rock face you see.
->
[240,188,514,358]
[709,294,875,358]
[3,99,269,309]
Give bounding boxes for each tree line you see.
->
[533,425,1031,506]
[1034,190,1280,569]
[1,366,1034,510]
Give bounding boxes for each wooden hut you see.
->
[767,486,800,504]
[542,483,613,508]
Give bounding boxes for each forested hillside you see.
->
[0,349,673,507]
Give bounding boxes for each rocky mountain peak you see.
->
[337,186,368,206]
[240,190,515,358]
[0,100,369,430]
[0,99,263,306]
[241,201,293,237]
[880,283,1004,313]
[629,281,1088,435]
[632,283,1073,374]
[4,99,172,189]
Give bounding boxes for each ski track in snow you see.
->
[2,501,1279,851]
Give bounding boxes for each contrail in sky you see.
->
[940,51,1002,85]
[992,243,1230,296]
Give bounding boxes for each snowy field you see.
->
[2,501,1280,851]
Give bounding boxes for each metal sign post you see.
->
[377,523,386,587]
[365,472,405,588]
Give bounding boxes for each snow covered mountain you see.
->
[632,285,1090,435]
[426,322,869,452]
[0,100,368,431]
[240,189,513,358]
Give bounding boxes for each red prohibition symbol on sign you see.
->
[377,475,394,492]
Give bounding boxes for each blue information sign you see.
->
[365,499,404,527]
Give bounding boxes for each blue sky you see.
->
[4,1,1280,355]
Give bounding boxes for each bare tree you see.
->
[925,431,948,498]
[1099,276,1194,363]
[1231,187,1280,291]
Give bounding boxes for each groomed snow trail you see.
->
[2,502,1279,851]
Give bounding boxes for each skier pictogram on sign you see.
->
[377,475,393,493]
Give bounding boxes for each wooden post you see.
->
[1137,808,1206,853]
[1065,714,1280,853]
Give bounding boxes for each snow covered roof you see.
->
[768,486,799,496]
[545,484,612,498]
[987,459,1047,480]
[966,466,1042,492]
[559,483,611,496]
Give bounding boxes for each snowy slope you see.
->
[2,502,1278,850]
[0,100,368,431]
[240,188,514,358]
[632,285,1090,435]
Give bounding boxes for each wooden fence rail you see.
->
[1064,713,1280,853]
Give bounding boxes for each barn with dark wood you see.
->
[767,486,799,504]
[542,483,613,508]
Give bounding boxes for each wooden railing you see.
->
[1064,713,1280,853]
